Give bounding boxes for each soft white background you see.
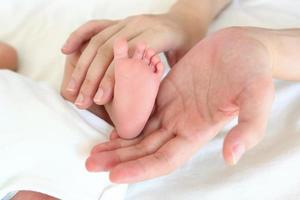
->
[1,0,300,199]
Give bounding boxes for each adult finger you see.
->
[223,77,274,165]
[91,134,143,154]
[86,129,173,172]
[109,135,199,183]
[66,24,124,106]
[93,63,115,105]
[73,42,114,108]
[75,29,141,108]
[93,38,129,105]
[60,53,80,102]
[62,20,117,54]
[91,113,164,154]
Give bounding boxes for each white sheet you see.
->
[1,0,300,199]
[0,70,127,200]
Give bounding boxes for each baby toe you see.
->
[155,62,164,78]
[143,48,156,65]
[150,55,160,72]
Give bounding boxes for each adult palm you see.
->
[87,28,275,183]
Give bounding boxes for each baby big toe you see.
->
[113,38,129,60]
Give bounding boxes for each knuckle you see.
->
[80,78,98,95]
[90,32,109,46]
[103,40,114,50]
[73,63,85,76]
[83,76,98,88]
[85,68,105,85]
[90,35,103,45]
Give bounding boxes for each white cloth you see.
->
[0,70,127,200]
[1,0,300,200]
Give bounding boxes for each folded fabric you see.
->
[0,70,127,200]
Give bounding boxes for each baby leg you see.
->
[12,191,57,200]
[0,42,18,71]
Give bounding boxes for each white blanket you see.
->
[0,70,127,200]
[1,0,300,199]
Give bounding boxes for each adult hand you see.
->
[86,27,275,183]
[60,46,112,123]
[60,13,206,109]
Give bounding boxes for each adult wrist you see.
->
[164,8,209,53]
[240,27,300,81]
[264,29,300,80]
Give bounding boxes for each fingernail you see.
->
[232,143,245,165]
[94,88,104,103]
[75,93,85,106]
[67,79,76,92]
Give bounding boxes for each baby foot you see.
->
[104,39,163,139]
